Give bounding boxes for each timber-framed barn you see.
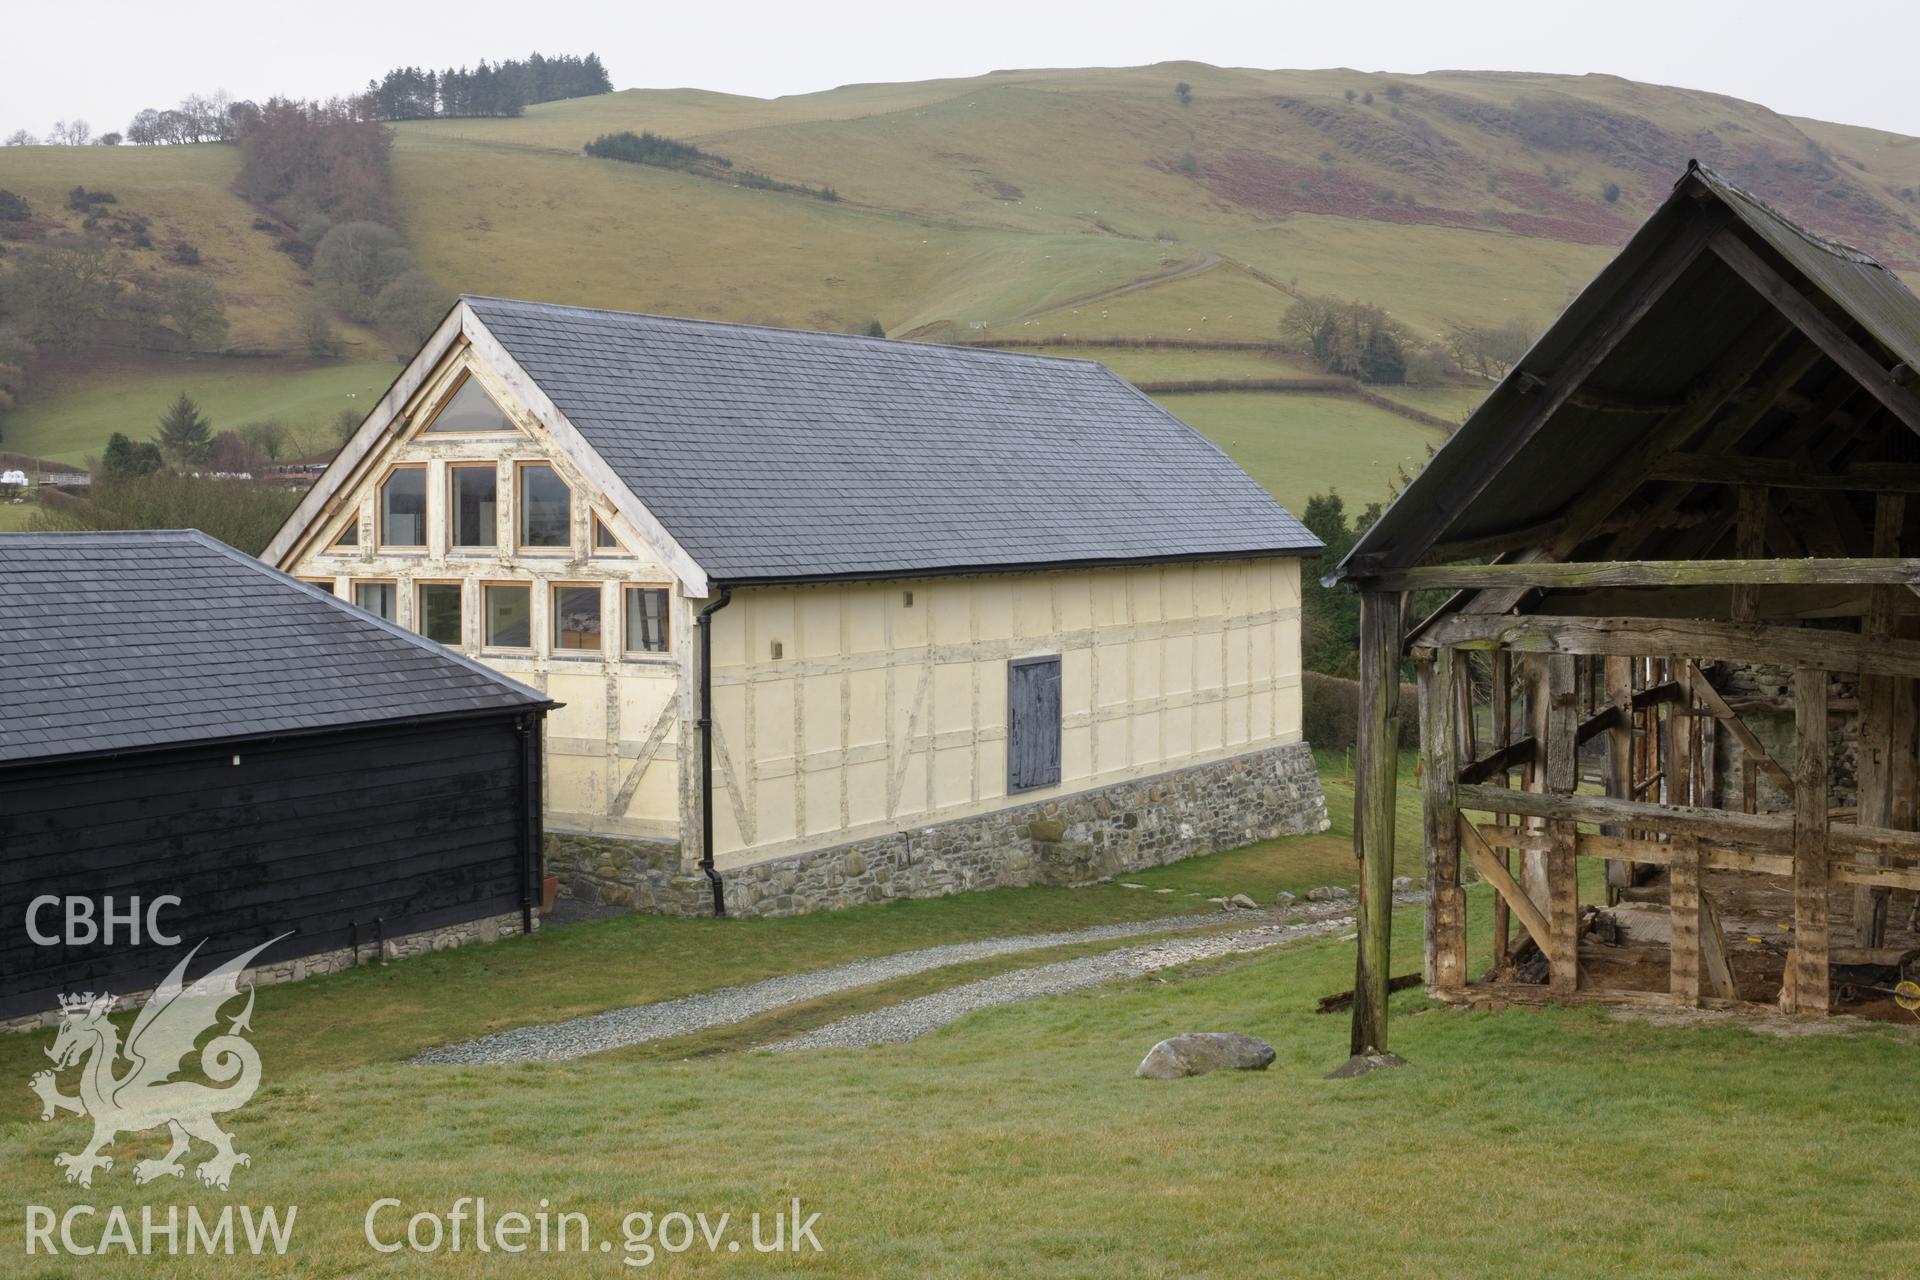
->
[264,299,1330,917]
[1328,162,1920,1059]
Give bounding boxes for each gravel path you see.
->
[762,896,1419,1052]
[413,906,1329,1065]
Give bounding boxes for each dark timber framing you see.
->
[1323,162,1920,1051]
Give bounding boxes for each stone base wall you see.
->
[3,910,531,1035]
[547,741,1329,919]
[544,831,709,916]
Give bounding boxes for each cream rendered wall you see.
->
[703,557,1303,869]
[280,347,691,841]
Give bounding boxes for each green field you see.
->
[5,756,1912,1276]
[1158,390,1444,514]
[2,357,394,465]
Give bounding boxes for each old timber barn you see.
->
[1329,162,1920,1058]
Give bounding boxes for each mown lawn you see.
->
[8,756,1912,1276]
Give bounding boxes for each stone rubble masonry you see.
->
[546,741,1330,919]
[2,910,532,1035]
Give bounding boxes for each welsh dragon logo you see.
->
[29,936,285,1190]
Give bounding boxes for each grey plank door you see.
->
[1008,655,1063,792]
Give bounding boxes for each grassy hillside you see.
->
[2,355,393,464]
[4,62,1917,514]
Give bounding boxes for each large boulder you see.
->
[1135,1032,1276,1079]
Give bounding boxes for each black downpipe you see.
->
[517,711,541,933]
[697,587,735,917]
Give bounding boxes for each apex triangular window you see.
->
[424,372,519,434]
[329,518,359,548]
[593,514,629,555]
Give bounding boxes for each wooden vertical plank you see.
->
[1544,653,1580,996]
[1790,667,1831,1015]
[1603,655,1634,901]
[1893,676,1918,834]
[1699,892,1739,1002]
[1419,649,1466,992]
[1349,591,1403,1058]
[1490,649,1513,970]
[1668,836,1702,1004]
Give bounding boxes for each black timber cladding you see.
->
[0,529,552,1017]
[1332,162,1920,577]
[463,295,1322,584]
[0,529,549,764]
[0,716,539,1019]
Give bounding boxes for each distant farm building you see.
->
[264,299,1328,917]
[0,531,551,1026]
[1328,163,1920,1059]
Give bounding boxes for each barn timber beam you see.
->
[1424,612,1920,679]
[1708,229,1920,437]
[1649,454,1920,493]
[1367,557,1920,593]
[1409,316,1800,620]
[1600,341,1828,560]
[1373,208,1723,570]
[1455,680,1683,785]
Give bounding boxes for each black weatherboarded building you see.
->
[0,530,552,1024]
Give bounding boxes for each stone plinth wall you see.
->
[547,741,1330,919]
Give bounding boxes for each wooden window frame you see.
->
[481,580,534,652]
[549,580,606,657]
[516,460,573,555]
[299,577,338,595]
[1007,654,1064,794]
[327,515,360,550]
[421,370,522,436]
[351,578,398,623]
[414,579,465,647]
[592,512,631,556]
[447,462,501,550]
[622,584,673,657]
[377,463,429,552]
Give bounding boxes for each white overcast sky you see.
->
[3,0,1917,139]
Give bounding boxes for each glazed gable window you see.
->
[593,514,627,554]
[484,583,532,649]
[624,586,669,654]
[519,463,571,550]
[379,466,426,548]
[424,373,516,434]
[552,583,603,652]
[416,582,463,645]
[353,580,397,622]
[450,465,498,548]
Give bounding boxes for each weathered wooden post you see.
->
[1855,494,1903,945]
[1788,667,1830,1014]
[1544,654,1580,995]
[1333,590,1407,1076]
[1602,655,1634,902]
[1420,648,1465,992]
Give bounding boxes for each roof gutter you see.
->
[704,544,1326,590]
[696,586,735,918]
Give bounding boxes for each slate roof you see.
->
[0,530,550,766]
[464,296,1320,583]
